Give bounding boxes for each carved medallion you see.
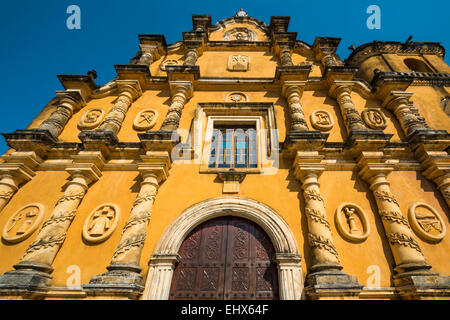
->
[408,202,446,242]
[224,92,249,103]
[361,109,387,130]
[227,55,250,71]
[78,108,105,130]
[223,28,257,41]
[310,110,334,131]
[82,203,121,244]
[133,109,158,131]
[335,203,370,242]
[159,59,179,71]
[2,203,45,243]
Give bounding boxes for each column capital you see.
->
[116,80,142,101]
[138,151,172,184]
[275,253,302,265]
[281,81,307,97]
[169,81,193,100]
[381,91,414,109]
[65,151,106,185]
[328,81,355,98]
[293,151,326,182]
[357,151,396,185]
[55,89,86,111]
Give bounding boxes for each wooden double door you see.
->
[169,217,279,300]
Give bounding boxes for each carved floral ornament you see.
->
[224,92,249,103]
[133,109,159,131]
[82,203,121,244]
[2,203,45,243]
[223,27,257,41]
[335,203,370,242]
[159,59,179,71]
[408,202,446,242]
[361,108,387,130]
[310,109,334,131]
[78,108,105,130]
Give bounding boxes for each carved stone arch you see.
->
[142,197,303,300]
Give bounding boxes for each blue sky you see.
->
[0,0,449,154]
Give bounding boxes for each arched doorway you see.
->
[143,197,303,300]
[169,217,279,300]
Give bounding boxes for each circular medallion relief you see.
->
[361,109,387,130]
[224,92,249,103]
[160,59,179,71]
[2,203,45,243]
[335,203,370,242]
[310,110,334,131]
[82,203,121,244]
[408,202,446,242]
[78,108,105,130]
[133,109,159,131]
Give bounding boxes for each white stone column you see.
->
[282,83,309,131]
[275,253,303,300]
[143,254,180,300]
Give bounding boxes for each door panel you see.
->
[169,217,278,300]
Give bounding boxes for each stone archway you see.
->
[142,197,303,300]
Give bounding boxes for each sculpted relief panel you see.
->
[408,203,446,242]
[2,203,45,243]
[227,55,250,71]
[78,108,105,130]
[223,28,257,41]
[335,203,370,242]
[310,110,334,131]
[82,203,121,244]
[133,109,158,131]
[361,109,387,130]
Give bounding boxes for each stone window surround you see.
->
[189,102,279,174]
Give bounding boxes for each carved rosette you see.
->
[301,174,341,268]
[335,86,368,132]
[285,86,309,131]
[98,82,142,134]
[110,172,159,266]
[19,173,90,266]
[39,93,85,137]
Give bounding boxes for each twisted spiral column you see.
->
[334,85,368,133]
[160,84,192,131]
[284,86,309,131]
[39,94,84,137]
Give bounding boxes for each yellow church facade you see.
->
[0,10,449,300]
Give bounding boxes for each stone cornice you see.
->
[346,41,445,66]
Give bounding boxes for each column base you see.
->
[0,261,53,295]
[82,264,144,299]
[304,269,363,299]
[393,274,450,299]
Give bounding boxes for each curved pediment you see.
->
[209,11,270,42]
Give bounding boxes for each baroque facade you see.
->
[0,9,449,300]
